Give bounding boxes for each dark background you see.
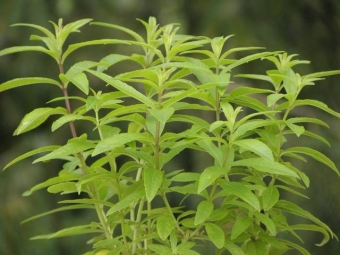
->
[1,0,340,254]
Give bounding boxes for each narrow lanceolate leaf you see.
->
[275,200,335,238]
[62,39,130,62]
[86,69,155,108]
[22,204,94,223]
[22,174,80,196]
[277,99,340,118]
[220,181,261,212]
[144,168,163,202]
[282,147,339,176]
[261,186,280,211]
[0,77,60,92]
[106,181,145,216]
[14,107,67,135]
[92,133,153,156]
[0,46,58,60]
[194,200,214,225]
[233,139,274,161]
[51,114,95,132]
[3,145,60,170]
[232,158,300,178]
[157,214,175,241]
[30,224,102,239]
[198,166,226,194]
[231,217,252,240]
[33,140,94,163]
[290,224,330,246]
[47,182,77,194]
[205,223,225,249]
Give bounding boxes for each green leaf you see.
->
[63,72,89,94]
[233,139,274,161]
[0,77,60,92]
[144,168,163,202]
[92,133,153,156]
[47,182,78,194]
[277,99,340,118]
[232,158,300,178]
[11,22,55,39]
[107,181,145,216]
[254,212,276,236]
[23,174,80,196]
[14,107,66,135]
[282,147,339,176]
[275,200,335,239]
[220,181,261,212]
[267,93,285,107]
[157,214,174,241]
[34,139,94,163]
[30,224,102,239]
[232,120,275,142]
[86,69,155,108]
[22,204,94,224]
[0,46,58,60]
[224,239,246,255]
[205,223,225,248]
[198,166,226,194]
[171,172,200,182]
[91,22,144,43]
[231,216,252,240]
[245,240,267,255]
[3,145,60,170]
[286,120,305,137]
[51,114,95,132]
[225,52,274,72]
[59,19,92,42]
[276,239,310,255]
[194,200,214,225]
[97,54,130,72]
[261,186,279,211]
[62,39,130,62]
[196,139,223,165]
[290,224,330,246]
[149,107,174,124]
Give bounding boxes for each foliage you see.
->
[1,17,340,255]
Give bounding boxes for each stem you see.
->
[58,60,113,240]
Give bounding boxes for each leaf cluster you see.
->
[1,17,340,255]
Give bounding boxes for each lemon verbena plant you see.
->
[1,17,340,255]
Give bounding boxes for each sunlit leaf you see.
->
[282,147,339,176]
[14,107,66,135]
[92,133,153,156]
[0,77,61,92]
[144,168,163,202]
[198,166,226,194]
[194,200,214,225]
[34,139,94,163]
[233,139,274,161]
[157,214,174,240]
[220,181,261,212]
[261,186,279,211]
[205,223,225,248]
[231,216,252,240]
[232,158,300,178]
[3,145,60,170]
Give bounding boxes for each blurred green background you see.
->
[1,0,340,254]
